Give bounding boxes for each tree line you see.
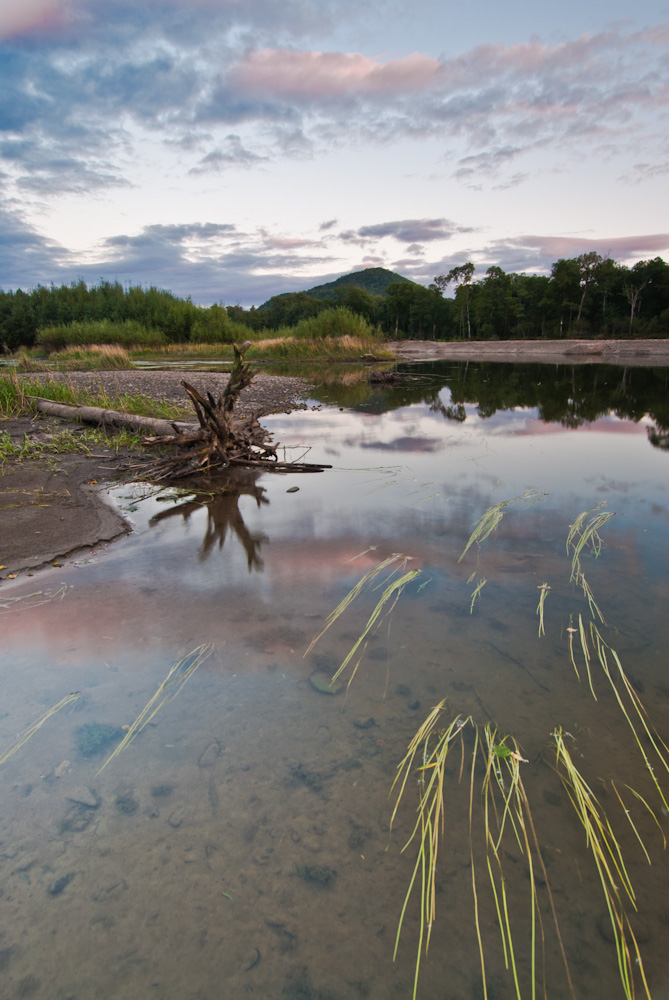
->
[1,252,668,350]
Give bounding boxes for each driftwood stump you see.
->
[142,342,329,479]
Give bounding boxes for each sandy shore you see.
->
[388,337,669,366]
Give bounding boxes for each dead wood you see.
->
[140,342,331,480]
[31,396,194,437]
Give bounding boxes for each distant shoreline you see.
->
[388,338,669,367]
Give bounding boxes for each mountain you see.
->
[304,267,414,300]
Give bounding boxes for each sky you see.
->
[1,0,669,306]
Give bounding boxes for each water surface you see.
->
[1,361,668,1000]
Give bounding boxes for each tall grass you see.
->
[36,319,167,352]
[130,334,394,362]
[49,344,135,370]
[281,307,373,340]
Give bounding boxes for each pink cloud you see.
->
[230,49,442,100]
[0,0,66,39]
[513,234,669,259]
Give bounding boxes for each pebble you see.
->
[353,716,376,730]
[66,787,100,809]
[168,807,186,829]
[197,740,223,767]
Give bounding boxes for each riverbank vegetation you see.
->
[1,253,668,353]
[0,374,190,422]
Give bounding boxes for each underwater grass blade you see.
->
[536,583,550,637]
[553,728,650,1000]
[468,573,487,614]
[567,503,614,623]
[390,707,471,1000]
[458,489,546,564]
[330,568,420,688]
[0,692,80,767]
[304,553,410,657]
[97,644,213,774]
[588,625,669,810]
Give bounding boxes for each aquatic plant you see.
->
[552,727,654,1000]
[389,498,668,1000]
[76,721,126,757]
[458,489,547,564]
[390,708,574,1000]
[97,644,213,774]
[0,693,80,768]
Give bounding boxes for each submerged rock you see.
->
[309,674,343,695]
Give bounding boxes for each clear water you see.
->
[1,361,669,1000]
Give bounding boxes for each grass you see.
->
[97,644,213,775]
[390,709,574,1000]
[130,335,394,363]
[0,425,145,468]
[458,489,547,564]
[36,319,167,352]
[552,728,652,1000]
[0,693,80,768]
[305,551,421,692]
[49,344,135,370]
[388,498,667,1000]
[1,373,191,422]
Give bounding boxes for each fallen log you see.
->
[31,396,194,437]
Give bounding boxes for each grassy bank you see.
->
[0,374,191,422]
[16,307,395,366]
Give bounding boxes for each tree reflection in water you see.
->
[149,467,269,570]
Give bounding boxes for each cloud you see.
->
[357,218,461,242]
[0,201,72,288]
[503,233,669,264]
[229,49,442,100]
[190,134,268,173]
[3,11,669,198]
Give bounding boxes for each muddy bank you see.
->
[1,372,314,580]
[388,337,669,366]
[0,416,133,577]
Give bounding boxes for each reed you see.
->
[97,644,213,774]
[0,693,80,767]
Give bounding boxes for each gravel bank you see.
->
[18,369,315,413]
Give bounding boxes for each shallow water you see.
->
[1,361,669,1000]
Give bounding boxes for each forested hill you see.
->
[304,267,414,300]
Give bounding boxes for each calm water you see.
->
[1,361,669,1000]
